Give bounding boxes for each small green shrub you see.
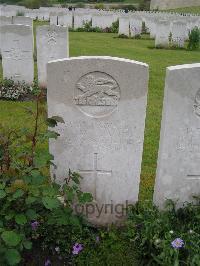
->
[118,34,129,39]
[111,19,119,33]
[94,3,104,9]
[16,10,25,16]
[0,88,93,265]
[188,27,200,50]
[127,199,200,265]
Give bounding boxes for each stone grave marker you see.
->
[0,24,34,84]
[118,17,129,36]
[0,16,12,54]
[36,25,69,87]
[47,56,149,225]
[154,63,200,209]
[171,21,187,47]
[12,16,33,27]
[155,20,170,48]
[130,17,142,37]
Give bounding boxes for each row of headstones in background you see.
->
[0,16,33,55]
[0,15,33,26]
[47,56,200,225]
[155,20,187,48]
[118,15,199,48]
[0,24,69,86]
[119,16,143,37]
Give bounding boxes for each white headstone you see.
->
[13,16,33,27]
[58,13,73,27]
[130,17,142,37]
[171,21,187,48]
[0,16,12,25]
[50,13,58,25]
[154,63,200,209]
[47,56,149,225]
[0,16,12,54]
[118,17,129,36]
[36,25,69,87]
[155,20,170,48]
[0,24,34,84]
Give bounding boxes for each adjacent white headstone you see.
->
[50,13,57,25]
[58,13,73,27]
[36,25,69,87]
[130,17,142,37]
[0,24,34,84]
[47,56,149,225]
[171,21,187,48]
[154,63,200,209]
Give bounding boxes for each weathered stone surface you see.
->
[0,24,34,84]
[36,25,69,87]
[47,56,149,225]
[12,16,33,27]
[0,16,13,54]
[154,63,200,209]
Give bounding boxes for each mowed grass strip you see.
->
[0,21,199,201]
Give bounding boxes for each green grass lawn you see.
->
[0,21,199,202]
[168,6,200,14]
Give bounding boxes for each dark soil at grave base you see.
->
[23,249,69,266]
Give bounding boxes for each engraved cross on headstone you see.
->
[78,153,112,199]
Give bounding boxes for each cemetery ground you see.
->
[0,21,200,265]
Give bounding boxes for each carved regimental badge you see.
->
[46,30,57,45]
[194,89,200,117]
[74,72,120,118]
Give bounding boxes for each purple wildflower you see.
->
[31,221,39,230]
[44,259,51,266]
[96,236,100,243]
[171,238,184,249]
[72,243,83,255]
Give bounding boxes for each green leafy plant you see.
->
[0,88,92,265]
[126,199,200,265]
[16,10,25,16]
[188,27,200,50]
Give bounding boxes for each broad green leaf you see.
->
[25,196,37,205]
[46,116,64,127]
[15,214,27,225]
[23,240,32,250]
[26,209,38,220]
[12,189,24,199]
[1,231,21,247]
[5,249,21,265]
[44,130,60,139]
[42,197,60,210]
[5,211,15,221]
[0,190,6,199]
